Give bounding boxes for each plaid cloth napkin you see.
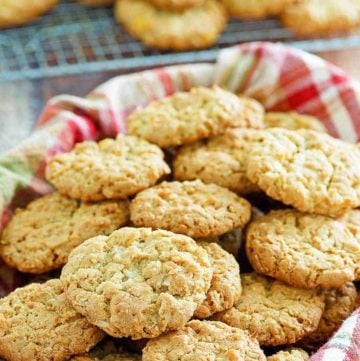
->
[0,42,359,360]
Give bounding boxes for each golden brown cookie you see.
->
[115,0,227,51]
[246,129,360,217]
[130,180,252,238]
[215,273,324,346]
[222,0,296,19]
[143,320,266,361]
[264,112,327,133]
[148,0,204,10]
[0,0,58,28]
[267,348,309,361]
[0,279,104,361]
[281,0,360,37]
[174,129,260,194]
[302,282,357,344]
[77,0,114,5]
[0,192,129,274]
[195,242,241,318]
[45,135,170,201]
[246,210,360,289]
[127,86,264,148]
[61,227,213,339]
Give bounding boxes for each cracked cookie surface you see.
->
[61,227,213,339]
[0,279,104,361]
[195,242,241,318]
[127,86,264,148]
[264,112,327,132]
[0,192,129,274]
[45,135,170,201]
[115,0,227,51]
[143,320,266,361]
[130,180,252,238]
[246,129,360,217]
[174,129,260,194]
[215,273,324,346]
[246,210,360,289]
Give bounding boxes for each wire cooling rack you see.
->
[1,0,360,81]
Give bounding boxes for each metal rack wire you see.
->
[1,0,360,81]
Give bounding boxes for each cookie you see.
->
[45,134,170,201]
[0,192,129,274]
[302,282,357,344]
[143,320,266,361]
[127,86,264,148]
[148,0,204,10]
[246,129,360,217]
[221,0,296,19]
[174,129,260,194]
[264,112,327,133]
[115,0,226,51]
[215,273,324,346]
[281,0,360,37]
[267,348,309,361]
[77,0,114,5]
[0,0,58,28]
[195,242,241,318]
[246,210,360,289]
[61,227,213,339]
[130,180,252,238]
[0,279,104,361]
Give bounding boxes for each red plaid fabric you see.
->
[0,42,359,360]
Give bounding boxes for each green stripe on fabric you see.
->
[0,156,33,204]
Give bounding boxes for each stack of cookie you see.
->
[0,85,359,360]
[114,0,228,51]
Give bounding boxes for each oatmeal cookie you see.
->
[0,192,129,274]
[195,242,241,318]
[267,348,309,361]
[246,210,360,289]
[148,0,204,10]
[302,282,357,344]
[0,279,104,361]
[0,0,58,28]
[45,135,170,201]
[130,180,251,238]
[115,0,227,51]
[143,320,266,361]
[281,0,360,37]
[174,129,260,194]
[60,227,213,339]
[246,129,360,217]
[264,112,327,132]
[127,86,264,148]
[215,273,324,346]
[222,0,296,19]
